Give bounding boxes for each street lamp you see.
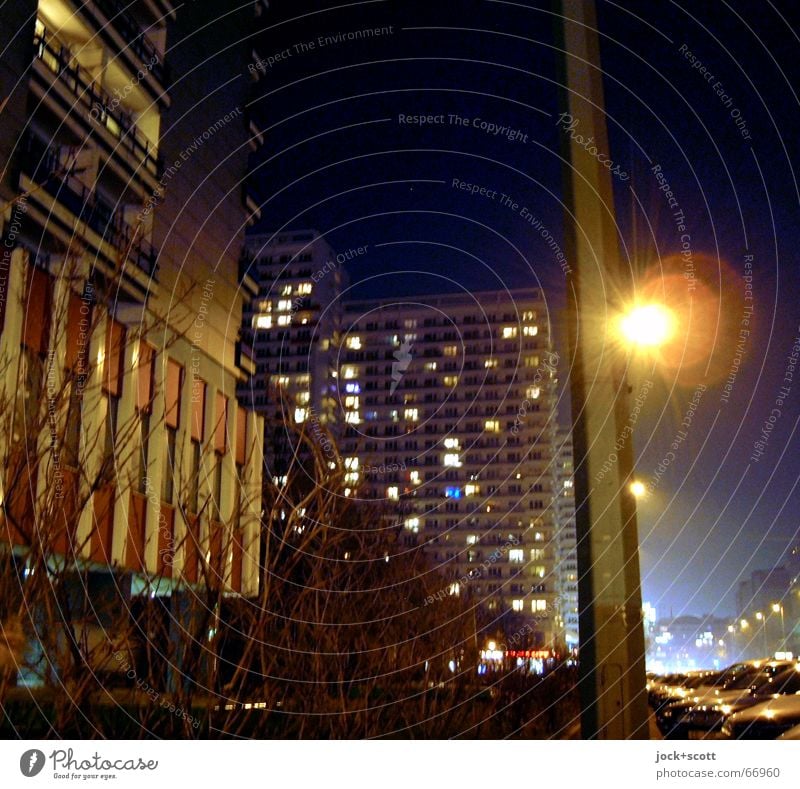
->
[772,603,786,650]
[755,612,768,656]
[618,303,677,349]
[629,480,646,499]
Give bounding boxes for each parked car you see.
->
[682,664,800,737]
[722,691,800,739]
[657,661,793,738]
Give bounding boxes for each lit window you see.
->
[404,517,419,533]
[445,486,461,499]
[533,599,547,612]
[254,314,272,329]
[409,470,421,485]
[502,326,517,338]
[278,299,292,311]
[533,565,546,578]
[444,437,460,449]
[343,366,358,379]
[523,325,538,336]
[404,408,418,421]
[526,386,541,399]
[387,486,399,500]
[524,356,540,367]
[564,479,573,489]
[275,376,290,387]
[277,314,291,326]
[424,361,438,371]
[281,285,292,296]
[464,483,479,496]
[444,453,461,467]
[294,407,307,423]
[344,487,352,497]
[345,382,361,394]
[346,336,362,350]
[443,345,457,357]
[485,420,500,432]
[530,548,544,561]
[509,548,524,563]
[345,471,359,484]
[272,475,288,487]
[523,310,535,320]
[449,583,460,596]
[512,599,524,612]
[484,358,497,368]
[258,300,273,312]
[345,411,361,424]
[466,534,478,545]
[534,531,544,542]
[296,391,310,405]
[296,282,312,295]
[345,395,359,408]
[443,375,458,387]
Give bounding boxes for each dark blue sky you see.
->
[245,0,800,618]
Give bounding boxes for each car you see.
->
[657,661,793,738]
[682,664,800,737]
[722,692,800,739]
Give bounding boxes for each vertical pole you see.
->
[556,0,649,738]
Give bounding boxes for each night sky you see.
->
[243,0,800,618]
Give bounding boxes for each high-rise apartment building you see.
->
[337,289,560,646]
[554,425,579,646]
[0,1,264,600]
[239,230,347,475]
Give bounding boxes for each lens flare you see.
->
[619,304,676,347]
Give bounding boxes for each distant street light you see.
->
[772,603,786,649]
[629,480,646,499]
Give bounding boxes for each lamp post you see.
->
[755,612,768,656]
[771,603,786,651]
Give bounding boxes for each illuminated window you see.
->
[502,326,517,338]
[564,479,573,489]
[534,531,545,542]
[345,382,360,394]
[281,285,292,296]
[278,299,292,311]
[345,411,361,424]
[343,366,358,379]
[512,599,524,612]
[404,408,418,421]
[509,548,524,563]
[344,457,359,470]
[449,583,460,596]
[464,483,479,496]
[523,310,535,321]
[346,336,362,350]
[530,548,544,561]
[532,565,546,578]
[258,300,273,312]
[409,470,421,485]
[485,420,500,432]
[277,314,291,326]
[345,395,359,408]
[443,375,458,387]
[444,453,461,467]
[387,486,399,500]
[275,376,290,387]
[523,325,538,336]
[532,599,547,612]
[443,345,457,357]
[254,314,272,329]
[296,282,312,295]
[444,437,460,449]
[404,517,419,533]
[524,356,540,367]
[296,391,310,405]
[466,534,478,545]
[526,386,541,399]
[294,407,307,423]
[424,361,438,371]
[484,358,497,368]
[445,486,461,499]
[345,471,359,484]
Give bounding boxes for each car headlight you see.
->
[720,705,733,715]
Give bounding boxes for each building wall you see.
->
[0,0,263,597]
[554,425,579,646]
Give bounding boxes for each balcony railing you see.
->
[33,26,161,178]
[19,132,158,279]
[91,0,168,85]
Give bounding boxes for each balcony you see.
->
[19,132,158,279]
[33,25,160,179]
[89,0,169,86]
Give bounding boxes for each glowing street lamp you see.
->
[629,480,646,499]
[772,603,786,649]
[618,303,676,349]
